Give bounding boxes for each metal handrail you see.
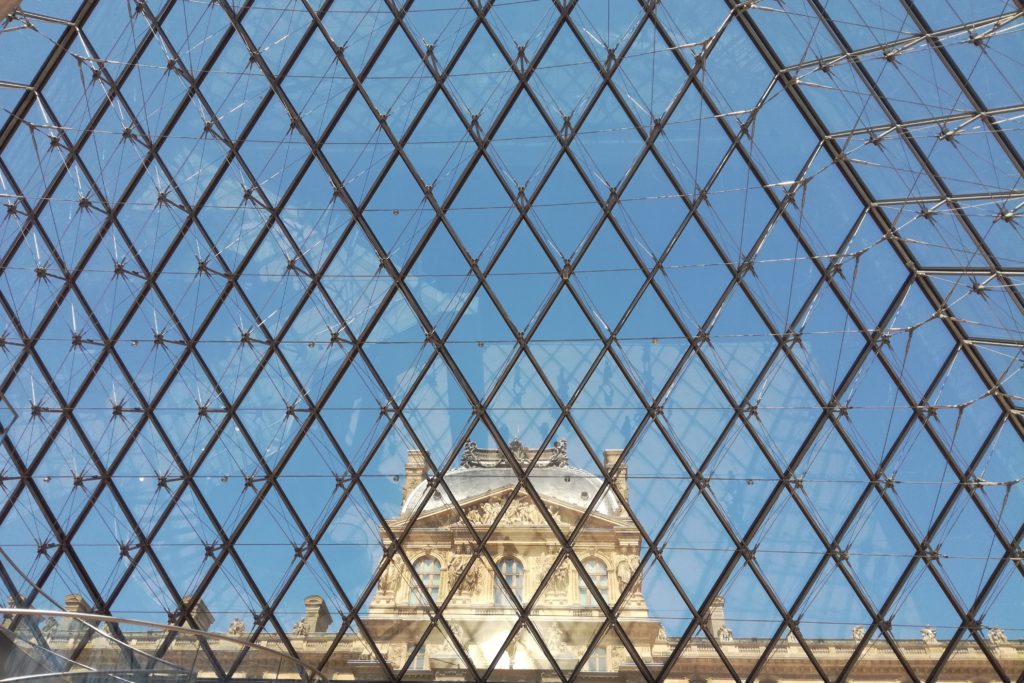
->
[1,671,189,683]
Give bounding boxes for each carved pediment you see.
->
[462,495,558,527]
[404,487,629,531]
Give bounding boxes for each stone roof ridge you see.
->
[460,437,569,469]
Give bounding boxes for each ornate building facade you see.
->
[363,439,658,676]
[6,442,1020,682]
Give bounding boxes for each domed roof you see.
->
[400,439,622,518]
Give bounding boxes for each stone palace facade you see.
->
[7,441,1020,682]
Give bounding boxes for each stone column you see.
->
[402,450,427,506]
[707,595,727,639]
[603,449,628,502]
[180,595,214,631]
[303,595,333,633]
[64,594,89,613]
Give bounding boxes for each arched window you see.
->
[579,558,608,607]
[410,556,441,605]
[494,557,524,605]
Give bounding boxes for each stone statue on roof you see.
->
[461,441,482,468]
[550,439,569,466]
[460,438,571,469]
[508,437,530,466]
[227,618,246,637]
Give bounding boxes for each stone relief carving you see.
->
[377,560,401,594]
[464,497,561,526]
[448,624,466,650]
[507,628,530,663]
[545,625,576,657]
[509,437,530,466]
[448,554,466,583]
[506,498,544,525]
[551,561,570,595]
[609,645,625,670]
[466,500,502,525]
[380,642,402,663]
[465,562,483,593]
[505,499,532,525]
[450,555,482,595]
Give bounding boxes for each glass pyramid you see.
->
[0,1,1021,681]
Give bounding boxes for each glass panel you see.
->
[0,2,1020,681]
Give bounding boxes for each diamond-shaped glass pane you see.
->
[1,1,1021,681]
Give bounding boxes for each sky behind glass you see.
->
[0,0,1022,665]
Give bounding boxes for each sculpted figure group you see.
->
[464,498,562,527]
[461,438,570,469]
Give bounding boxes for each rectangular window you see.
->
[580,559,609,607]
[412,646,427,670]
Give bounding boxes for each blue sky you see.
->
[0,0,1022,667]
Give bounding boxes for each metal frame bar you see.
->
[0,1,1020,682]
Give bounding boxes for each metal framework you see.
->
[0,1,1022,681]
